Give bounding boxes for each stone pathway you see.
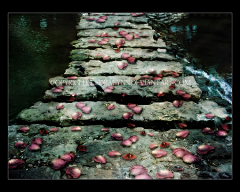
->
[9,13,232,179]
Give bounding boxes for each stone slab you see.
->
[70,48,175,61]
[71,36,166,49]
[64,60,182,77]
[8,124,232,179]
[77,28,155,38]
[77,15,148,30]
[16,100,229,127]
[44,76,201,102]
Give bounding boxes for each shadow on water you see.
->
[8,13,81,125]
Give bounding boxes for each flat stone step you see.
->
[64,60,182,77]
[44,76,201,103]
[16,100,229,128]
[84,13,137,16]
[71,36,166,49]
[77,28,155,38]
[77,15,148,30]
[8,124,231,179]
[70,48,175,61]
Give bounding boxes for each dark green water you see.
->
[8,13,81,125]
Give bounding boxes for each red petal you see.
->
[122,153,136,160]
[178,123,187,128]
[140,131,146,136]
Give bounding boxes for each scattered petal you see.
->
[122,153,136,160]
[52,88,62,93]
[71,127,81,131]
[176,90,186,95]
[132,106,143,114]
[122,112,133,119]
[120,139,132,147]
[51,158,66,169]
[19,127,29,133]
[77,145,87,152]
[39,128,48,134]
[135,174,153,179]
[149,143,158,150]
[111,133,123,140]
[115,39,125,48]
[72,112,82,120]
[172,148,190,158]
[205,113,215,119]
[60,153,76,163]
[50,128,58,132]
[148,132,153,136]
[8,159,25,169]
[160,142,169,148]
[157,92,165,97]
[182,94,191,100]
[127,123,135,128]
[182,154,201,163]
[88,39,97,43]
[178,123,187,128]
[219,124,230,131]
[14,141,27,148]
[216,130,227,137]
[155,170,174,179]
[169,84,175,89]
[81,106,92,114]
[127,57,136,64]
[125,34,134,41]
[130,165,147,176]
[121,53,131,59]
[108,151,121,157]
[76,102,86,109]
[197,145,215,155]
[128,135,138,142]
[152,149,167,158]
[86,17,95,21]
[107,104,115,110]
[171,72,179,77]
[133,34,141,39]
[202,127,214,134]
[56,103,64,110]
[100,32,108,37]
[104,88,113,93]
[68,76,78,80]
[119,30,128,37]
[173,100,183,107]
[94,155,107,163]
[103,55,110,60]
[140,131,146,136]
[65,167,81,178]
[118,62,128,69]
[176,130,189,138]
[101,128,110,131]
[28,143,40,151]
[32,137,43,145]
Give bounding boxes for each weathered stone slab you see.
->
[8,124,231,179]
[16,100,229,127]
[72,36,166,49]
[44,76,201,102]
[70,48,175,61]
[65,60,182,76]
[83,13,134,16]
[77,28,155,38]
[77,15,148,30]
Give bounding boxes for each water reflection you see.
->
[9,14,80,125]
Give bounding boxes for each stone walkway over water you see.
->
[8,13,232,179]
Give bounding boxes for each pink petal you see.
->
[51,158,66,169]
[65,167,81,178]
[127,103,137,109]
[100,32,108,37]
[128,135,138,142]
[205,113,215,119]
[103,55,110,60]
[122,112,133,119]
[216,130,227,137]
[56,103,64,110]
[96,53,103,57]
[108,151,121,157]
[52,88,62,93]
[76,102,86,109]
[182,94,191,100]
[115,39,125,47]
[111,133,123,140]
[71,127,81,131]
[130,165,147,176]
[72,112,82,120]
[127,57,136,64]
[67,76,78,80]
[119,30,128,37]
[202,127,214,134]
[135,174,153,179]
[120,139,132,147]
[50,128,58,132]
[19,127,29,133]
[104,88,113,93]
[28,143,40,151]
[132,106,143,114]
[133,34,141,39]
[118,62,128,70]
[148,132,153,136]
[125,34,133,41]
[8,159,25,169]
[149,143,158,150]
[152,149,167,157]
[98,40,108,45]
[197,145,215,155]
[88,39,97,43]
[173,100,183,107]
[172,148,190,158]
[60,153,76,163]
[121,53,131,59]
[32,137,43,145]
[107,104,115,110]
[96,18,106,23]
[81,106,92,114]
[14,141,27,148]
[94,155,107,163]
[176,90,186,95]
[176,130,189,138]
[101,128,110,131]
[182,154,201,163]
[86,17,95,21]
[155,170,174,179]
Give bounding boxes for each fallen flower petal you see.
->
[81,106,92,114]
[122,112,133,119]
[76,102,86,109]
[8,159,25,169]
[77,145,87,152]
[72,112,82,120]
[140,131,146,136]
[149,143,158,150]
[71,127,81,131]
[94,155,107,163]
[128,135,138,142]
[173,100,183,107]
[216,130,227,137]
[32,137,43,145]
[135,174,153,179]
[60,153,76,163]
[152,149,167,158]
[108,151,121,157]
[51,158,66,169]
[122,153,136,160]
[132,106,143,114]
[160,142,169,148]
[19,127,29,133]
[202,127,214,134]
[56,103,64,110]
[205,113,215,119]
[65,167,81,178]
[14,141,27,148]
[28,143,40,151]
[178,123,187,128]
[197,145,215,155]
[176,130,189,138]
[127,123,135,128]
[182,154,201,163]
[155,170,174,179]
[111,133,123,140]
[120,139,132,147]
